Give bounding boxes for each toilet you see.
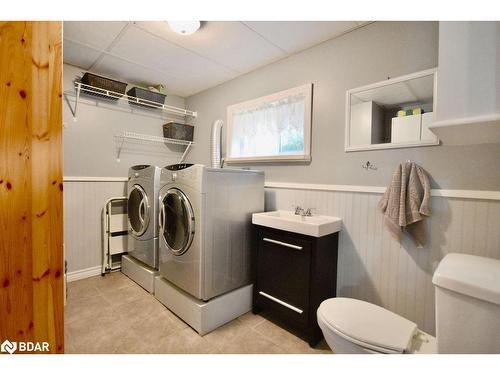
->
[317,253,500,354]
[317,298,436,353]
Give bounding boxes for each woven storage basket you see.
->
[80,73,127,100]
[162,122,194,142]
[127,87,166,108]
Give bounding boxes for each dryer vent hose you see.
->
[211,119,224,168]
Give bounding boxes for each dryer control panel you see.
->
[160,164,203,192]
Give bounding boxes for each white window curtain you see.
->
[230,93,306,158]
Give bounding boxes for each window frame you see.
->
[225,83,313,163]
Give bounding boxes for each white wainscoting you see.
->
[64,180,127,274]
[63,177,500,335]
[264,187,500,335]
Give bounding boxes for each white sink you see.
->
[252,210,342,237]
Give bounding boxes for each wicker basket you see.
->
[127,87,166,108]
[163,122,194,142]
[80,73,127,100]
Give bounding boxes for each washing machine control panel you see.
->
[131,164,151,171]
[165,163,194,171]
[128,165,161,180]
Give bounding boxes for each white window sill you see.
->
[225,155,311,163]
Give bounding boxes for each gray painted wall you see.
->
[63,64,189,177]
[437,21,500,122]
[186,21,500,190]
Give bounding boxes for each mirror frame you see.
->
[345,68,439,152]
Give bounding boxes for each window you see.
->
[226,83,312,163]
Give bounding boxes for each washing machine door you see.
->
[128,184,150,237]
[159,188,195,256]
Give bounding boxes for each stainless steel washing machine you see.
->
[127,165,161,269]
[158,164,264,301]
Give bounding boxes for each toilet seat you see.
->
[317,298,418,354]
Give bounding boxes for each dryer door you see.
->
[159,188,195,256]
[128,184,150,237]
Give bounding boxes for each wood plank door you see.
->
[0,21,63,354]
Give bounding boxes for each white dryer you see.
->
[158,164,264,301]
[127,165,161,269]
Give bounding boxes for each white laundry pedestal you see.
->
[154,276,253,335]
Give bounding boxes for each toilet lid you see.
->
[318,298,418,353]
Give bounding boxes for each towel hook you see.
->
[362,161,377,171]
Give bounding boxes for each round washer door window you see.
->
[160,188,195,256]
[128,184,150,236]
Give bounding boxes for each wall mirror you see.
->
[345,68,439,152]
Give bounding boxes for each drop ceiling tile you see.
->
[63,40,102,70]
[62,21,370,97]
[93,54,237,97]
[134,21,286,73]
[93,54,173,88]
[243,21,359,53]
[108,25,236,81]
[63,21,127,50]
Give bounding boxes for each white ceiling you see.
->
[63,21,368,98]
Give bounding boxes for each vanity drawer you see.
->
[255,230,312,325]
[252,224,339,346]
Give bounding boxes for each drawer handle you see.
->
[263,238,302,250]
[258,291,303,314]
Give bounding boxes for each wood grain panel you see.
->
[0,21,63,353]
[265,187,500,335]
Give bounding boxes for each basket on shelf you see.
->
[80,72,127,100]
[163,122,194,142]
[127,87,167,108]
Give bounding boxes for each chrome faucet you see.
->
[293,206,313,217]
[294,205,304,216]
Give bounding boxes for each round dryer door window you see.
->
[160,188,195,256]
[128,184,150,236]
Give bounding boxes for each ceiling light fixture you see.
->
[167,21,201,35]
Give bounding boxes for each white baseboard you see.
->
[67,265,102,282]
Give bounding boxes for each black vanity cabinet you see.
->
[252,225,339,346]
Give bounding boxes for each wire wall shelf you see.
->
[114,131,194,164]
[64,81,197,121]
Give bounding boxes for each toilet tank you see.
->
[432,253,500,353]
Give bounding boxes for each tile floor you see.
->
[65,272,332,354]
